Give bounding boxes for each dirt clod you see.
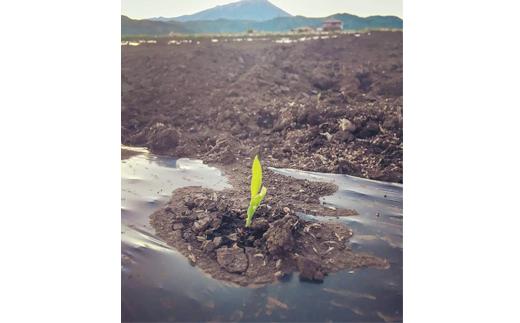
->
[264,216,296,256]
[297,257,324,281]
[216,247,249,274]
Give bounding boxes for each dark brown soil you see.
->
[125,31,400,286]
[150,160,389,286]
[122,31,403,183]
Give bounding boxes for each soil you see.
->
[122,31,403,183]
[124,31,401,286]
[150,161,389,286]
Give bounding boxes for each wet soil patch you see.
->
[150,161,388,286]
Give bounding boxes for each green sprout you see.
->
[246,155,267,227]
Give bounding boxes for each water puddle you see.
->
[122,146,402,322]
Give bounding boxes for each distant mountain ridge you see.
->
[166,0,291,22]
[122,13,402,36]
[122,0,402,36]
[121,15,190,35]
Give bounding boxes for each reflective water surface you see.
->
[122,147,403,322]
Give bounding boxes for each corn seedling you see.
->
[246,155,267,227]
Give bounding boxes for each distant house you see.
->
[293,26,316,33]
[322,19,343,31]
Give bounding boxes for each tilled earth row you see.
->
[122,31,403,183]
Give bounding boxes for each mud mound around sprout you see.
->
[150,165,388,286]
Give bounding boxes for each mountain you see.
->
[122,0,403,35]
[331,13,403,30]
[121,15,189,36]
[121,13,403,36]
[171,0,291,22]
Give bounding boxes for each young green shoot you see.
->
[246,155,267,227]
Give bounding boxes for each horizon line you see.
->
[122,12,403,21]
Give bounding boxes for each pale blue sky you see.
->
[122,0,403,19]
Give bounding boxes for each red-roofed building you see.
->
[322,19,343,31]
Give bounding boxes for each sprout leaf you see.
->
[246,156,267,227]
[251,155,262,198]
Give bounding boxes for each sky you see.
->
[121,0,402,20]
